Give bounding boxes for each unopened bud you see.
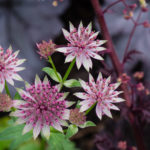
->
[0,94,12,112]
[69,108,86,126]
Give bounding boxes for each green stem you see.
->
[61,58,76,89]
[85,102,97,115]
[5,81,11,97]
[48,56,62,82]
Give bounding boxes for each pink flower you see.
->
[74,73,125,120]
[0,46,25,92]
[36,40,56,59]
[11,75,74,139]
[56,22,106,71]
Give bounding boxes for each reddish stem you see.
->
[123,11,142,63]
[90,0,146,150]
[103,0,122,14]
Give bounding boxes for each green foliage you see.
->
[64,79,81,88]
[0,124,24,140]
[14,92,21,100]
[66,125,78,139]
[79,121,96,128]
[10,132,32,150]
[48,132,77,150]
[42,67,62,82]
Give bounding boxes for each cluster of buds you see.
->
[0,94,12,112]
[123,3,137,20]
[69,108,86,126]
[123,9,134,20]
[139,0,148,12]
[36,40,56,59]
[118,73,131,84]
[133,71,144,80]
[52,0,63,7]
[142,21,150,28]
[117,141,137,150]
[136,82,145,91]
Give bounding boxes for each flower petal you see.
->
[33,121,41,139]
[42,125,50,140]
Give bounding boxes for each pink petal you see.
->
[96,104,102,120]
[23,123,33,135]
[74,92,88,99]
[33,121,41,139]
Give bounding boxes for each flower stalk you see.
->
[90,0,146,149]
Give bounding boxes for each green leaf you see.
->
[14,92,21,100]
[10,132,32,150]
[64,79,81,88]
[48,132,77,150]
[0,124,24,140]
[79,121,96,128]
[42,67,62,82]
[66,125,78,139]
[18,140,41,150]
[48,132,65,150]
[76,100,81,108]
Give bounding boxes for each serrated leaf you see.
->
[42,67,62,82]
[66,125,78,139]
[10,132,32,150]
[64,79,81,88]
[0,124,24,140]
[79,121,96,128]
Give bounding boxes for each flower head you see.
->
[0,46,25,92]
[74,73,125,120]
[36,40,56,59]
[56,22,106,71]
[11,75,73,139]
[69,108,86,126]
[0,94,12,112]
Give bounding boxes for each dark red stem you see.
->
[90,0,146,150]
[103,0,122,14]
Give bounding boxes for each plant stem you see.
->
[85,103,97,115]
[123,11,142,63]
[62,58,76,83]
[5,81,11,97]
[103,0,122,14]
[90,0,146,149]
[48,56,62,82]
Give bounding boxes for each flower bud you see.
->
[69,108,86,126]
[37,40,56,59]
[0,94,12,112]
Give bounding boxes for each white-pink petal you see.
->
[33,121,41,139]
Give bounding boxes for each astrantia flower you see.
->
[36,40,56,59]
[0,46,25,92]
[11,75,73,139]
[0,94,12,112]
[56,22,106,71]
[74,73,125,120]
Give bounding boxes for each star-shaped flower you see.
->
[0,46,25,92]
[11,75,74,139]
[56,22,106,71]
[74,73,125,119]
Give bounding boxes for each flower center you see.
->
[0,62,5,72]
